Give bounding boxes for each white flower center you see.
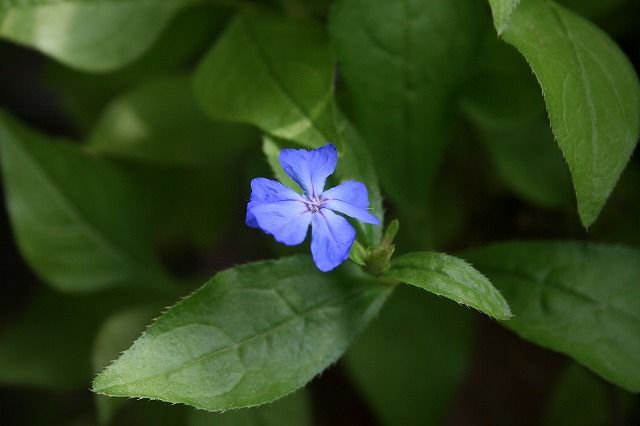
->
[303,195,323,213]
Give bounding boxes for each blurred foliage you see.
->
[0,0,639,424]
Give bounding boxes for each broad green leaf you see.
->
[195,10,335,148]
[89,75,255,168]
[189,391,312,426]
[345,285,473,426]
[45,3,230,131]
[93,307,158,425]
[465,241,640,392]
[462,37,573,209]
[194,10,382,245]
[384,252,512,320]
[0,113,172,292]
[489,0,640,226]
[330,0,485,209]
[0,0,198,71]
[92,255,390,411]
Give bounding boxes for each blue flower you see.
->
[246,144,380,272]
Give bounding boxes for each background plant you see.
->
[0,0,639,424]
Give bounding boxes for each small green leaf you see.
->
[92,255,390,411]
[189,391,312,426]
[465,241,640,392]
[0,112,172,293]
[489,0,640,226]
[382,220,400,246]
[349,240,368,267]
[0,0,200,71]
[384,252,512,320]
[330,0,485,210]
[345,285,473,426]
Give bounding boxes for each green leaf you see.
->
[0,113,172,293]
[194,10,382,245]
[488,0,640,226]
[465,241,640,392]
[44,3,230,132]
[92,255,390,411]
[478,115,574,209]
[488,0,521,35]
[384,251,512,320]
[345,285,473,426]
[189,391,312,426]
[89,75,255,168]
[330,0,485,208]
[93,307,158,425]
[0,0,199,71]
[195,10,335,148]
[86,75,256,248]
[462,37,573,209]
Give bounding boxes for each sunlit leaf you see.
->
[466,241,640,392]
[385,251,512,320]
[488,0,640,226]
[93,256,390,411]
[0,112,172,292]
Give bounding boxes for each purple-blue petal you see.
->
[310,209,356,272]
[321,180,380,224]
[323,200,380,224]
[249,201,311,246]
[321,180,369,208]
[246,200,259,228]
[250,177,302,203]
[279,144,337,197]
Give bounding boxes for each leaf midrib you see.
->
[241,16,334,147]
[7,132,153,275]
[475,263,640,324]
[95,286,376,393]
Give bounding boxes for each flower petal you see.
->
[311,209,356,272]
[279,144,337,197]
[249,201,311,246]
[323,200,380,224]
[321,181,380,224]
[250,177,303,203]
[246,178,304,229]
[321,180,369,208]
[246,200,259,228]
